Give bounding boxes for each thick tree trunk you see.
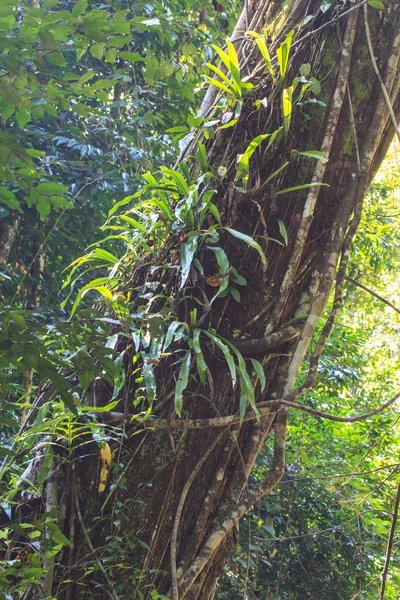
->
[45,2,400,599]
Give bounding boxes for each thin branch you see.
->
[278,463,400,486]
[170,431,226,600]
[345,275,400,315]
[105,390,400,430]
[340,416,400,488]
[364,4,400,143]
[281,390,400,423]
[254,509,392,543]
[264,8,358,333]
[177,411,287,598]
[379,481,400,600]
[350,574,382,600]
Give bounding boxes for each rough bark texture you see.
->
[36,1,400,599]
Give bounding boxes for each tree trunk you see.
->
[44,1,400,599]
[0,216,19,266]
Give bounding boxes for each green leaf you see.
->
[164,321,187,351]
[230,287,241,302]
[227,342,258,421]
[276,30,294,77]
[180,233,198,289]
[204,76,234,96]
[247,31,274,76]
[50,527,73,549]
[236,133,270,187]
[196,142,209,173]
[119,51,145,62]
[278,220,288,245]
[38,447,53,484]
[174,351,191,416]
[309,77,321,95]
[206,63,240,96]
[368,0,385,9]
[291,149,328,163]
[226,41,241,87]
[46,53,66,67]
[276,182,329,195]
[250,358,266,392]
[90,43,104,59]
[36,195,51,219]
[204,330,236,386]
[300,63,311,78]
[208,246,230,302]
[226,227,267,266]
[282,86,293,134]
[72,0,88,17]
[36,183,68,194]
[260,161,289,189]
[0,186,22,212]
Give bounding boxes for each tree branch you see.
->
[364,3,400,143]
[170,431,226,600]
[177,410,287,598]
[345,275,400,315]
[379,481,400,600]
[230,324,302,355]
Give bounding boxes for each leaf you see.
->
[174,351,191,416]
[236,133,270,187]
[247,31,274,76]
[291,149,328,163]
[180,233,198,289]
[193,329,207,384]
[164,321,186,351]
[282,86,293,134]
[196,143,209,173]
[276,30,294,77]
[38,447,53,484]
[278,220,288,245]
[250,358,266,392]
[0,186,22,212]
[300,63,311,77]
[46,53,66,67]
[70,283,114,317]
[90,43,104,59]
[119,51,145,62]
[208,246,230,302]
[368,0,385,9]
[206,63,240,96]
[36,195,51,220]
[227,342,258,421]
[226,41,241,87]
[309,77,321,95]
[226,227,267,266]
[204,330,236,386]
[36,183,68,194]
[260,161,289,189]
[230,287,241,302]
[204,76,234,96]
[276,182,329,195]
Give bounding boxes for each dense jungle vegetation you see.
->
[0,1,399,599]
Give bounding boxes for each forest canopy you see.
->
[0,1,399,599]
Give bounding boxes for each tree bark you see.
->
[38,1,400,599]
[0,216,19,266]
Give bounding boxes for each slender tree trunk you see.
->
[43,2,400,599]
[0,217,19,266]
